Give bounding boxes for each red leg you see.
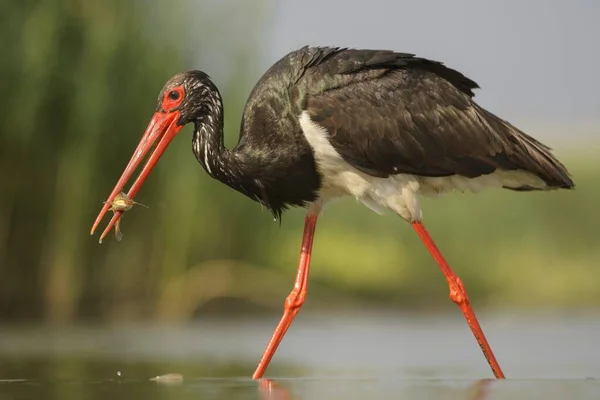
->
[252,213,318,379]
[412,221,506,379]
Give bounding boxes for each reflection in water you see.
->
[468,379,492,400]
[259,379,292,400]
[258,378,494,400]
[0,375,598,400]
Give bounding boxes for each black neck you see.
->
[191,91,269,210]
[190,83,321,220]
[191,89,232,180]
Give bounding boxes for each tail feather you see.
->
[477,106,575,190]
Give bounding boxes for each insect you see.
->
[101,192,148,242]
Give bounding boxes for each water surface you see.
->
[0,311,598,399]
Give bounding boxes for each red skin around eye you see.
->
[161,85,185,111]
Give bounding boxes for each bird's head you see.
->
[156,70,221,126]
[90,70,220,240]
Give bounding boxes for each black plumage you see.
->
[175,46,573,219]
[301,48,572,188]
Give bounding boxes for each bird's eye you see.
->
[161,86,184,111]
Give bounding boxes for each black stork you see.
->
[91,46,574,380]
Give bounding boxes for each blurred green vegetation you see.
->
[1,0,598,325]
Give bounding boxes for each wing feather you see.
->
[297,48,572,188]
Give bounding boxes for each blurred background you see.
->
[0,0,599,386]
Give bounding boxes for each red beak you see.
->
[91,110,183,242]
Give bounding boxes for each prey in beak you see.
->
[91,84,186,243]
[101,192,149,243]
